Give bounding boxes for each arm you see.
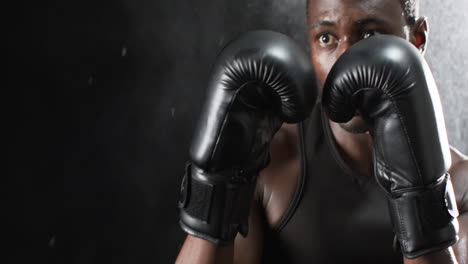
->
[176,236,234,264]
[322,35,459,261]
[176,30,316,263]
[176,225,264,264]
[454,209,468,264]
[176,188,265,264]
[450,151,468,264]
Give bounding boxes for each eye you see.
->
[318,33,338,47]
[361,30,381,40]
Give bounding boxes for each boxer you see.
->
[176,0,468,263]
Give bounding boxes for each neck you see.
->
[328,120,374,178]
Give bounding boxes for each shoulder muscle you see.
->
[449,146,468,214]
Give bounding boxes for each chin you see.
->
[338,116,370,134]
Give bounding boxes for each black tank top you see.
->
[262,103,402,263]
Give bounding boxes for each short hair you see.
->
[401,0,419,24]
[306,0,419,25]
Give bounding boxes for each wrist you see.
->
[179,163,257,245]
[387,174,459,258]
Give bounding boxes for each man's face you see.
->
[307,0,411,133]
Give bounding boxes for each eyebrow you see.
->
[355,17,389,26]
[309,17,390,29]
[309,20,336,29]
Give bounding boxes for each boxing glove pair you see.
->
[178,30,458,258]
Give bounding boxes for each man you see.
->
[176,0,468,263]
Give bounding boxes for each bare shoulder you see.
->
[255,123,301,228]
[449,146,468,213]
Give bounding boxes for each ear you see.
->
[410,17,429,55]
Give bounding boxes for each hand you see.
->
[322,34,459,258]
[179,30,317,245]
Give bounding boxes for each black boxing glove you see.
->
[322,35,459,258]
[178,30,317,245]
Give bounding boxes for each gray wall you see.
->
[420,0,468,153]
[8,0,467,264]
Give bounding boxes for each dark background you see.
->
[7,0,467,263]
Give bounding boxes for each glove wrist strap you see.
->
[178,163,256,245]
[388,174,459,259]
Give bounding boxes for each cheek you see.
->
[311,49,338,87]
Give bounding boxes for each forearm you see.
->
[454,213,468,264]
[176,235,234,264]
[403,247,458,264]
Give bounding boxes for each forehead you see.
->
[308,0,404,22]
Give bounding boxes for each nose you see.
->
[336,38,356,59]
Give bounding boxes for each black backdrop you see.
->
[8,0,467,263]
[8,0,307,263]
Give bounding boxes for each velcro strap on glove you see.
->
[387,174,459,259]
[178,163,256,245]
